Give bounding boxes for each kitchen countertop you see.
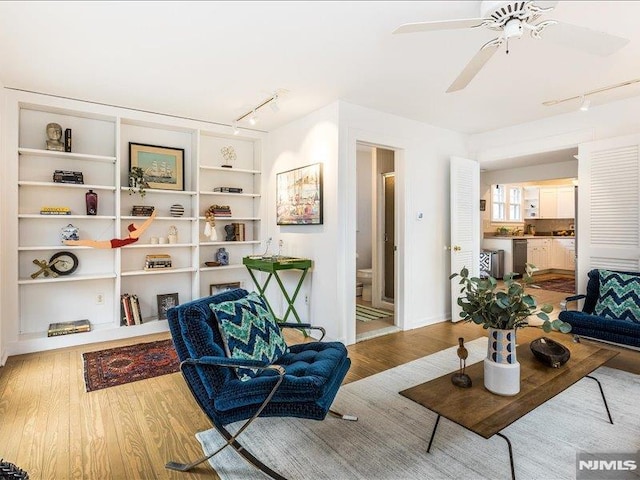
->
[483,234,575,239]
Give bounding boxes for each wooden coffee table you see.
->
[400,338,618,480]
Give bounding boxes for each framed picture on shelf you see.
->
[210,282,242,296]
[156,292,179,320]
[130,142,185,191]
[276,163,323,225]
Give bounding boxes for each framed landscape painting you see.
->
[276,163,323,225]
[130,142,184,191]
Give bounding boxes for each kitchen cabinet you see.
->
[556,186,575,218]
[539,188,558,219]
[551,238,575,270]
[537,186,575,219]
[523,186,539,219]
[527,238,550,271]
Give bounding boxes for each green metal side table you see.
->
[242,256,312,327]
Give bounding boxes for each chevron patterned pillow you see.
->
[210,291,289,381]
[593,270,640,324]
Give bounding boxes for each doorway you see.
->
[355,144,398,341]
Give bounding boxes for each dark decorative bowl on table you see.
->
[530,337,571,368]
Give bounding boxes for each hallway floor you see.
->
[355,297,397,341]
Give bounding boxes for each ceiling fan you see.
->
[393,1,629,93]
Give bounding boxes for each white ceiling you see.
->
[1,1,640,135]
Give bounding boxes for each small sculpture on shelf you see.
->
[451,337,472,388]
[224,224,235,241]
[221,146,237,168]
[45,122,65,151]
[168,225,178,244]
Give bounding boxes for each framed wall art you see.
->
[130,142,185,191]
[156,292,179,320]
[210,281,242,296]
[276,163,323,225]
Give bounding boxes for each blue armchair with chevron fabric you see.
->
[164,288,356,478]
[559,269,640,349]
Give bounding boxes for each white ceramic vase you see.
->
[484,327,520,396]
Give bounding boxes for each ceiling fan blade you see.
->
[446,40,502,93]
[393,17,487,35]
[541,21,629,56]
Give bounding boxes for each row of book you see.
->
[231,222,246,241]
[121,293,143,326]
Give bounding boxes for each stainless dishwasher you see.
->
[513,239,528,277]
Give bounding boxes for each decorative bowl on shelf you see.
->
[204,261,220,267]
[530,337,570,368]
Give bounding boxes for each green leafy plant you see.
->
[128,167,149,198]
[450,265,572,333]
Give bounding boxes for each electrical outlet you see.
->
[96,293,105,305]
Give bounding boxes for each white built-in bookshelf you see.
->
[5,90,265,354]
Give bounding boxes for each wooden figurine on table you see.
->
[451,337,472,388]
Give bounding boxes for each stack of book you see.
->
[232,222,246,241]
[144,254,172,270]
[52,170,84,184]
[121,293,143,326]
[47,319,91,337]
[131,205,155,216]
[209,204,232,217]
[213,186,243,193]
[40,206,71,215]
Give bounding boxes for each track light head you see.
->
[580,97,591,112]
[232,121,240,135]
[249,110,258,125]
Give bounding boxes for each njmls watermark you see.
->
[577,452,640,479]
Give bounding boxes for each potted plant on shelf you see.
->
[128,166,149,198]
[450,265,571,396]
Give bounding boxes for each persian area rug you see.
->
[197,338,640,480]
[83,339,179,392]
[355,304,393,322]
[532,276,576,294]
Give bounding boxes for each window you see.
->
[492,184,522,222]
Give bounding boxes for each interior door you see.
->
[383,173,395,300]
[577,135,640,293]
[450,157,480,322]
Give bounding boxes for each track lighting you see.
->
[270,94,280,113]
[543,78,640,108]
[234,91,283,126]
[579,97,591,112]
[232,121,240,136]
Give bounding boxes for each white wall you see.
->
[0,85,5,365]
[267,100,468,343]
[469,95,640,161]
[265,102,341,338]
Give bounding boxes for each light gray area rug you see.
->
[196,338,640,479]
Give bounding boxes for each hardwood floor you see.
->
[1,287,637,479]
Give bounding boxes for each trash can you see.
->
[481,249,504,279]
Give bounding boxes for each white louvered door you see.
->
[577,135,640,293]
[450,157,480,322]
